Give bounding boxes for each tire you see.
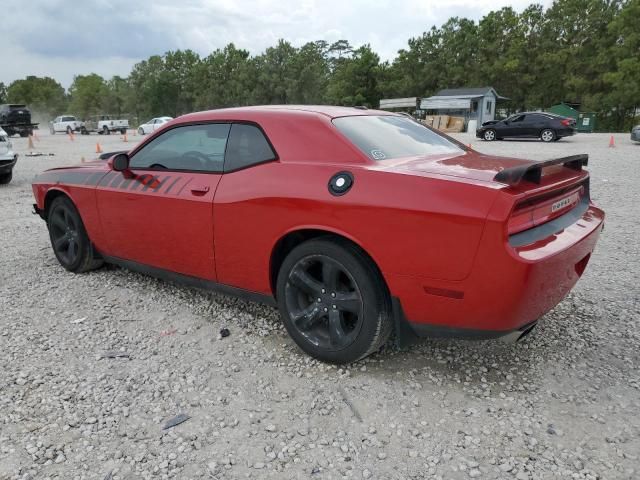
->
[47,196,103,273]
[483,129,497,141]
[66,126,72,134]
[276,237,392,364]
[138,127,145,135]
[120,128,126,135]
[0,171,12,184]
[541,129,556,142]
[103,126,110,135]
[19,131,29,138]
[81,127,88,135]
[50,127,55,135]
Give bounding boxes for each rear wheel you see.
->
[66,126,72,134]
[47,196,103,273]
[50,126,55,135]
[483,129,497,141]
[0,172,12,184]
[19,131,29,137]
[541,129,556,142]
[276,238,392,364]
[103,126,110,135]
[138,127,144,135]
[120,128,126,135]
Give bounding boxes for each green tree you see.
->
[0,82,6,103]
[602,0,640,130]
[68,74,107,119]
[6,76,66,117]
[326,45,382,107]
[194,43,256,109]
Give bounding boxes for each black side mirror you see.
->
[112,153,130,172]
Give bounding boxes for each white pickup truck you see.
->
[83,115,129,135]
[50,115,84,134]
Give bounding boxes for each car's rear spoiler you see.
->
[494,154,588,185]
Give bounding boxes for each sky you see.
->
[1,0,552,89]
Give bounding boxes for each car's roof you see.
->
[178,105,397,123]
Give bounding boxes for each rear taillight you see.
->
[561,119,571,127]
[508,185,584,235]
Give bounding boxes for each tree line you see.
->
[1,0,638,131]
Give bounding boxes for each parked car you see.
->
[50,115,84,134]
[631,125,640,143]
[0,127,17,184]
[477,112,576,142]
[0,104,36,137]
[82,115,129,135]
[32,106,604,364]
[138,117,173,135]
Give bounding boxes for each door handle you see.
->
[190,185,210,194]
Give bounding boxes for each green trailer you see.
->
[549,103,595,133]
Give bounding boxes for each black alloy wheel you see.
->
[285,254,363,350]
[277,238,392,364]
[47,196,103,272]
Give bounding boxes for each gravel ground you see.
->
[0,130,638,480]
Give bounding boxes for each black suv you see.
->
[0,104,33,137]
[476,112,576,142]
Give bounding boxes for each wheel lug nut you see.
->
[332,305,337,309]
[317,298,322,303]
[323,307,328,312]
[331,292,336,298]
[321,288,326,294]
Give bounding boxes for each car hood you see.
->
[371,150,535,185]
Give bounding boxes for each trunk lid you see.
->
[372,150,541,184]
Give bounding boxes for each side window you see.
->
[511,115,526,123]
[485,100,493,114]
[224,123,276,172]
[130,123,231,173]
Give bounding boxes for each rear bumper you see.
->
[389,202,604,338]
[557,127,576,138]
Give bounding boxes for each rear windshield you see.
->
[333,115,462,161]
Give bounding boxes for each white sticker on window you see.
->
[371,149,386,160]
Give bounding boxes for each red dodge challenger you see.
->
[32,106,605,363]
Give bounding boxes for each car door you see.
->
[213,123,279,291]
[152,119,161,132]
[525,114,547,137]
[503,114,526,137]
[95,122,231,281]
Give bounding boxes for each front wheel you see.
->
[483,129,497,141]
[541,129,556,142]
[138,127,145,135]
[47,196,103,273]
[276,238,392,364]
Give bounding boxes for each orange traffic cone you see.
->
[96,142,103,154]
[69,132,75,142]
[132,129,137,136]
[28,135,35,150]
[468,143,472,150]
[123,133,128,143]
[33,132,40,141]
[608,135,615,148]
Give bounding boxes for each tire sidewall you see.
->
[47,197,91,272]
[276,239,387,364]
[484,129,496,141]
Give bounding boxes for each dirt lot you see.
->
[0,129,638,480]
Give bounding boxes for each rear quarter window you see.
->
[224,123,276,172]
[332,115,462,161]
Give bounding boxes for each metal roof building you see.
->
[420,87,507,128]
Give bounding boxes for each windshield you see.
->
[332,115,462,161]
